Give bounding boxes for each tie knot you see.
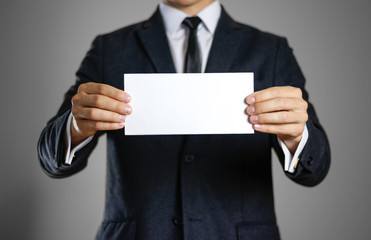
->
[182,16,202,31]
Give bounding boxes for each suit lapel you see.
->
[205,8,242,73]
[136,8,176,73]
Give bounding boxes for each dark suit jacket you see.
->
[38,7,330,240]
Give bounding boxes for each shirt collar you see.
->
[159,1,221,36]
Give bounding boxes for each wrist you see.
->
[279,134,302,154]
[70,117,90,148]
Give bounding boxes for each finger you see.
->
[74,93,132,115]
[246,97,307,115]
[77,119,126,133]
[72,106,127,123]
[78,82,131,103]
[253,123,305,137]
[249,111,307,125]
[246,86,302,104]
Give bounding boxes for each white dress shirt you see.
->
[65,0,308,173]
[159,1,220,73]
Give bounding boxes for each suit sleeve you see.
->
[37,36,105,178]
[272,37,331,186]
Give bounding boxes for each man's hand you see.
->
[245,86,308,154]
[70,82,132,147]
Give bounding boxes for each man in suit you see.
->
[38,0,330,239]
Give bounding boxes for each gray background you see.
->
[1,0,370,239]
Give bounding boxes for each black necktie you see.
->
[182,16,202,73]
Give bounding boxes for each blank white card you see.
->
[124,73,254,135]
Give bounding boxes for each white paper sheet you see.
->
[124,73,254,135]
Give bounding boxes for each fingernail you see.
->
[250,115,258,122]
[247,96,255,104]
[125,106,131,114]
[119,115,125,121]
[247,106,255,114]
[254,124,262,129]
[119,122,125,127]
[123,95,131,102]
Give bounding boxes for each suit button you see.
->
[184,154,195,163]
[307,157,314,166]
[173,217,183,226]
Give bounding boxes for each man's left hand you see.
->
[245,86,308,154]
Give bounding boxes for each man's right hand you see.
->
[70,82,132,147]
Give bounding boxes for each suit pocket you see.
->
[237,222,280,240]
[96,220,136,240]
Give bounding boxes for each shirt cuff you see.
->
[64,113,93,165]
[277,124,309,173]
